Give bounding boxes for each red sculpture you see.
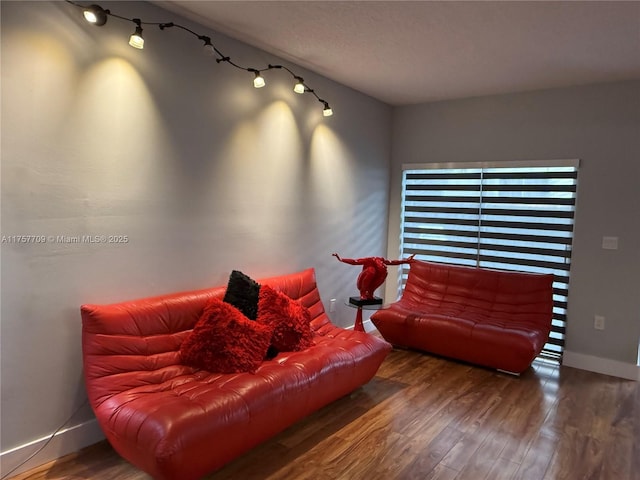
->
[332,253,415,300]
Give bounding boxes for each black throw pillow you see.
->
[222,270,260,320]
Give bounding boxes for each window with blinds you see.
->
[400,160,579,362]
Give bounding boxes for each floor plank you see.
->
[8,349,640,480]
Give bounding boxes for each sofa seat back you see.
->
[401,260,554,331]
[81,268,332,408]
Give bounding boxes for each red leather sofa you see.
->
[371,260,554,374]
[82,268,391,480]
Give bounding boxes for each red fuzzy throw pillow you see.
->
[257,285,315,353]
[180,298,273,373]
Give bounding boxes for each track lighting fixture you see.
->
[200,36,216,57]
[83,4,108,26]
[250,69,266,88]
[128,19,144,49]
[322,101,334,117]
[66,1,333,116]
[293,77,305,94]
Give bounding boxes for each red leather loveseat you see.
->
[82,268,391,480]
[371,260,554,374]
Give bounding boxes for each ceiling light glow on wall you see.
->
[65,0,333,117]
[128,20,144,49]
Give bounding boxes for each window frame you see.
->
[399,159,580,362]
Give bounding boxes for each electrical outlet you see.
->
[594,315,605,330]
[329,299,336,313]
[602,236,619,250]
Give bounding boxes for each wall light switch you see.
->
[602,236,618,250]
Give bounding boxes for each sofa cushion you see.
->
[257,285,314,353]
[222,270,260,320]
[180,298,273,373]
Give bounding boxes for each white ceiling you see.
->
[156,1,640,106]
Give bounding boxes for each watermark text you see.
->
[2,234,129,245]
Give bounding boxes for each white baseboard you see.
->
[0,418,105,477]
[562,350,640,381]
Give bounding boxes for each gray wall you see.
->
[387,80,640,368]
[0,1,391,458]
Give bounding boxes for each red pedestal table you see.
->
[348,296,383,332]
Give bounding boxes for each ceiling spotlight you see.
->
[129,20,144,49]
[200,36,216,57]
[293,77,305,94]
[322,101,333,117]
[251,70,265,88]
[83,4,108,26]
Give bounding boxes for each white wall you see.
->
[387,80,640,378]
[0,0,391,471]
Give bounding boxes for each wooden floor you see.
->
[10,348,640,480]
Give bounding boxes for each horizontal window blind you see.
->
[400,161,579,362]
